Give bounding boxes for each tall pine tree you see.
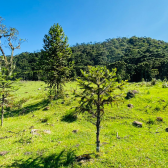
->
[76,66,125,152]
[40,23,72,96]
[0,16,23,126]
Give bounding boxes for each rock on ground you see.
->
[132,121,142,127]
[0,151,9,156]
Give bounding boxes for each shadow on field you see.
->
[5,99,50,118]
[61,111,77,123]
[7,149,76,168]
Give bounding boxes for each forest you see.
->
[13,36,168,82]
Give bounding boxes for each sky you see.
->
[1,0,168,55]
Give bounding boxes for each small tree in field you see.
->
[0,16,23,126]
[0,71,16,126]
[76,66,125,152]
[40,23,72,97]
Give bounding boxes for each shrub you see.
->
[126,91,135,99]
[146,82,151,87]
[151,78,157,85]
[146,118,155,125]
[162,83,168,88]
[40,117,50,123]
[163,78,167,82]
[154,106,161,111]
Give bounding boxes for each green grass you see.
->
[0,81,168,167]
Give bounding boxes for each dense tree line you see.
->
[14,52,42,80]
[13,36,168,82]
[108,36,168,81]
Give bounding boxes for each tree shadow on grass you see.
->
[5,99,50,118]
[7,149,76,168]
[61,111,77,123]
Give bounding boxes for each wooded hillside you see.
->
[13,36,168,81]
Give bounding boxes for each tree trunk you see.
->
[57,83,59,95]
[96,113,100,152]
[96,85,100,152]
[1,94,4,127]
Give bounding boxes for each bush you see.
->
[146,82,151,87]
[151,78,157,85]
[126,91,135,99]
[162,83,168,88]
[163,78,167,82]
[40,117,50,123]
[126,90,138,99]
[146,118,155,125]
[140,81,146,86]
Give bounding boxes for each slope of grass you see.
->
[0,81,168,167]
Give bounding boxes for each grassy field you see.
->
[0,80,168,167]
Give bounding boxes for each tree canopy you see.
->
[39,23,72,95]
[76,66,125,152]
[13,36,168,82]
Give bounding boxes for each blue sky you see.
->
[1,0,168,55]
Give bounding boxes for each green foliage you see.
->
[162,83,168,88]
[40,116,50,123]
[40,23,72,96]
[146,118,155,125]
[14,52,42,80]
[0,71,19,126]
[76,66,125,152]
[76,66,121,115]
[151,78,157,85]
[151,69,159,78]
[0,16,23,126]
[163,77,167,82]
[108,37,168,81]
[126,91,135,99]
[13,36,168,82]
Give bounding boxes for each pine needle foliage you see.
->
[0,69,19,126]
[0,16,23,126]
[40,23,72,96]
[76,66,125,152]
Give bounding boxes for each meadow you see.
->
[0,80,168,167]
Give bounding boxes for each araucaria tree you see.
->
[0,16,23,126]
[0,73,16,126]
[41,23,72,96]
[76,66,125,152]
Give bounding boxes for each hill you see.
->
[13,36,168,82]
